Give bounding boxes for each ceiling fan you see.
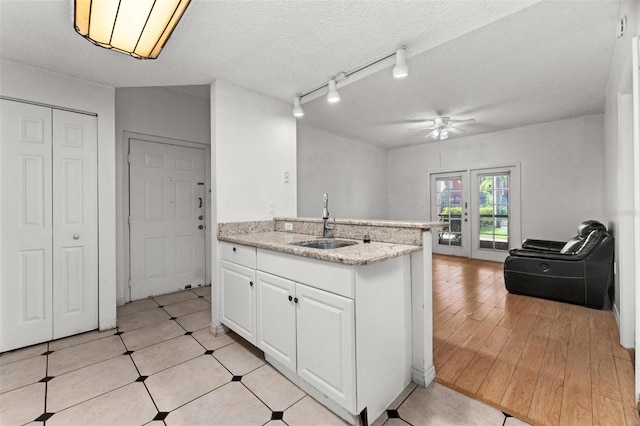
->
[410,117,476,140]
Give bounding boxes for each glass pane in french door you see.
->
[478,173,509,251]
[435,177,463,247]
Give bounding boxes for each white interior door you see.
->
[1,100,54,351]
[52,109,98,339]
[129,139,206,300]
[1,101,98,351]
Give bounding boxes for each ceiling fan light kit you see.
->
[74,0,191,59]
[415,117,476,141]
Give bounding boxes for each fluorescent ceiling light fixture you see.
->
[292,96,304,118]
[393,48,409,78]
[74,0,191,59]
[327,79,340,103]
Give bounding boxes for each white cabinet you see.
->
[256,272,296,371]
[256,271,355,411]
[219,260,256,344]
[296,283,355,411]
[220,243,411,425]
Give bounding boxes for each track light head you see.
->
[327,79,340,103]
[393,48,409,79]
[292,96,304,118]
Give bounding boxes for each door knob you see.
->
[73,233,80,240]
[198,225,204,230]
[199,215,204,220]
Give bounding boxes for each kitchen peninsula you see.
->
[215,217,442,425]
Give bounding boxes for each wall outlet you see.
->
[284,222,293,231]
[268,203,275,215]
[283,171,290,184]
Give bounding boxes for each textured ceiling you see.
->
[0,1,620,148]
[300,1,620,148]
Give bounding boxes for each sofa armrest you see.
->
[521,239,566,252]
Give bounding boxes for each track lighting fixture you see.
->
[393,48,409,78]
[292,96,304,118]
[327,79,340,103]
[292,45,411,117]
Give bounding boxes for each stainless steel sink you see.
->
[293,239,358,250]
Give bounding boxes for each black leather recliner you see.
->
[504,220,614,309]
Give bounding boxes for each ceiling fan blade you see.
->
[427,129,440,139]
[409,127,436,131]
[393,119,435,125]
[449,118,476,126]
[448,127,465,134]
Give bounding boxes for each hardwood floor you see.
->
[432,254,640,426]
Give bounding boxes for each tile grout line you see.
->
[116,325,164,423]
[43,341,50,425]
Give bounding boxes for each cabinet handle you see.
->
[288,295,293,302]
[249,281,254,287]
[232,247,236,252]
[294,297,298,304]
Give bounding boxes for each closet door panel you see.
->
[0,100,54,352]
[52,109,98,339]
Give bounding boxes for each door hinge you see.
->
[128,216,131,226]
[128,278,132,288]
[127,153,131,164]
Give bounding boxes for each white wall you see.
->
[210,80,297,330]
[115,87,211,305]
[297,127,388,219]
[388,114,605,242]
[603,0,639,348]
[0,60,117,330]
[213,80,297,222]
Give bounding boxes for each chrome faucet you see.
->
[322,193,335,238]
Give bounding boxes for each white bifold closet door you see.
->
[0,99,98,352]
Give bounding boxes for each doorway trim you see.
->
[121,131,212,304]
[427,162,522,262]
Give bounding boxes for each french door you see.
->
[430,166,520,262]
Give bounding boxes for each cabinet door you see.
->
[296,283,356,412]
[256,271,296,371]
[220,260,256,344]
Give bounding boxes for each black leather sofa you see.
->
[503,220,614,309]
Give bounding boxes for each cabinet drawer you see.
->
[220,241,256,268]
[257,249,354,299]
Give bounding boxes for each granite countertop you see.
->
[218,231,422,266]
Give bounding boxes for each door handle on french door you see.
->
[198,197,203,208]
[73,233,80,240]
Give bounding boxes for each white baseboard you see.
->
[412,365,436,388]
[210,323,229,337]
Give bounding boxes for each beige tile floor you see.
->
[1,287,528,426]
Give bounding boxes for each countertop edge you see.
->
[218,233,422,266]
